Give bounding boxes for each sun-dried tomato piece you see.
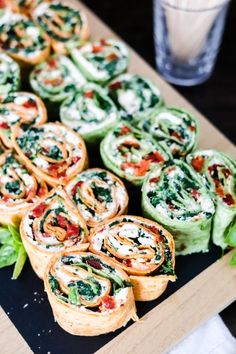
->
[101,296,116,310]
[191,156,205,172]
[66,224,80,237]
[32,202,46,218]
[85,258,103,269]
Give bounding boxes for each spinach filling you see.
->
[49,274,59,293]
[17,128,42,159]
[46,145,63,160]
[147,165,201,217]
[91,182,112,203]
[68,277,102,305]
[5,180,21,195]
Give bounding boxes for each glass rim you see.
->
[160,0,230,13]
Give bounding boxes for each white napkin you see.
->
[169,315,236,354]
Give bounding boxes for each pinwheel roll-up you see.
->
[89,215,175,301]
[100,123,170,186]
[107,74,163,122]
[30,55,86,106]
[32,1,89,55]
[60,83,119,144]
[186,150,236,249]
[12,123,88,187]
[44,250,137,335]
[69,38,129,84]
[137,107,199,157]
[142,160,215,255]
[0,53,20,95]
[65,168,128,227]
[0,16,50,66]
[0,92,47,148]
[21,188,89,279]
[0,151,48,225]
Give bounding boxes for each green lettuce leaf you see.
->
[0,224,27,279]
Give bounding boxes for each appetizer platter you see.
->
[0,1,236,354]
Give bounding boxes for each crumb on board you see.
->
[23,303,28,309]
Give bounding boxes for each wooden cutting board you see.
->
[0,1,236,353]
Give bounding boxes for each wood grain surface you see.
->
[0,1,235,354]
[0,306,32,354]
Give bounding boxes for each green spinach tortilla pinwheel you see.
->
[100,123,170,186]
[0,53,20,95]
[60,83,119,144]
[186,150,236,249]
[44,250,137,335]
[0,151,48,226]
[137,107,199,157]
[12,122,88,187]
[20,187,89,279]
[65,168,129,227]
[69,38,129,84]
[0,92,47,148]
[142,160,215,255]
[30,55,86,106]
[107,74,163,122]
[0,15,50,66]
[32,1,89,55]
[89,215,175,301]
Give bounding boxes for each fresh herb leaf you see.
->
[0,224,27,278]
[0,244,17,268]
[91,183,112,203]
[49,274,59,293]
[12,245,27,280]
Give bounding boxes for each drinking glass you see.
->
[153,0,230,86]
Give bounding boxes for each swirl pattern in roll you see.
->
[44,250,137,335]
[100,122,170,186]
[142,160,215,255]
[108,74,163,122]
[65,168,128,227]
[33,1,89,54]
[0,53,20,95]
[187,149,236,249]
[21,187,88,278]
[60,83,119,144]
[0,151,48,225]
[89,215,175,301]
[137,107,199,157]
[30,55,86,105]
[0,15,50,66]
[12,122,88,186]
[0,92,47,148]
[70,38,129,84]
